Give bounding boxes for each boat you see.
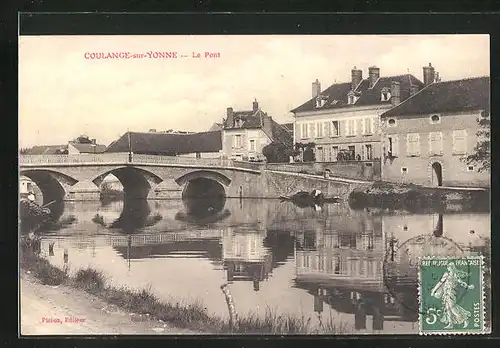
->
[279,189,341,208]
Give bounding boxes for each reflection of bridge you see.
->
[19,153,365,203]
[44,230,225,249]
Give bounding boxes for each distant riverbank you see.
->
[348,181,490,213]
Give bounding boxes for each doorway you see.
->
[431,162,443,186]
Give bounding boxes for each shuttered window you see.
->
[363,118,373,134]
[331,121,340,136]
[387,136,399,157]
[310,123,316,138]
[406,133,420,156]
[301,124,308,138]
[429,132,443,155]
[452,130,467,155]
[316,122,323,137]
[324,121,330,137]
[346,119,356,136]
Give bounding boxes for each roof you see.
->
[291,74,424,113]
[69,142,107,153]
[381,76,490,118]
[268,120,294,147]
[24,145,68,155]
[209,122,223,131]
[223,109,266,129]
[105,130,222,155]
[281,123,294,132]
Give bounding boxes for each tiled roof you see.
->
[105,130,222,155]
[223,110,263,129]
[381,76,490,118]
[281,123,294,132]
[291,74,424,113]
[269,120,294,147]
[69,142,107,153]
[25,145,68,155]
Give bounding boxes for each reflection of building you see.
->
[294,213,417,323]
[222,228,273,291]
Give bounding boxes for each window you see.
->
[332,146,339,162]
[316,122,323,137]
[452,130,467,155]
[301,124,308,138]
[388,118,396,127]
[430,114,441,124]
[365,144,373,160]
[331,121,340,136]
[467,166,475,172]
[387,136,399,157]
[363,118,373,135]
[234,135,242,148]
[323,122,330,137]
[316,147,324,162]
[249,139,256,152]
[481,110,490,118]
[348,95,355,104]
[429,132,443,155]
[348,146,355,160]
[346,119,356,136]
[196,152,201,159]
[381,87,391,101]
[401,167,408,173]
[310,123,316,138]
[406,133,420,156]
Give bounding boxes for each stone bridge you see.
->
[19,153,370,203]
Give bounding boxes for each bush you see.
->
[74,268,106,293]
[262,142,293,163]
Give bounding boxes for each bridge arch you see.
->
[20,169,78,204]
[93,166,164,200]
[175,170,230,216]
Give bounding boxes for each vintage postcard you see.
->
[19,34,491,335]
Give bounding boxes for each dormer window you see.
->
[315,95,327,108]
[347,91,358,105]
[388,118,396,127]
[481,110,490,118]
[381,87,391,101]
[430,114,441,124]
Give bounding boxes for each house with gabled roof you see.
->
[222,99,293,161]
[291,65,427,163]
[380,75,490,188]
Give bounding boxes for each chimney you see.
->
[253,99,259,113]
[351,66,363,90]
[423,63,436,86]
[368,66,380,88]
[226,107,234,127]
[312,79,321,98]
[435,71,440,83]
[390,81,401,106]
[91,138,96,145]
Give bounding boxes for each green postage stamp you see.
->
[418,256,486,335]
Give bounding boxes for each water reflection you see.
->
[32,198,490,334]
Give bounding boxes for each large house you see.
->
[105,130,223,158]
[380,76,490,188]
[222,99,293,161]
[291,65,434,162]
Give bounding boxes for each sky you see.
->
[19,35,490,148]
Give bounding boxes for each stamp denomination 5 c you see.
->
[418,256,485,335]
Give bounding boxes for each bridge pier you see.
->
[65,179,101,201]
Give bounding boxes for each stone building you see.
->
[380,75,490,187]
[221,99,293,161]
[291,65,426,162]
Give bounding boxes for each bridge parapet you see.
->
[19,153,129,165]
[132,154,235,167]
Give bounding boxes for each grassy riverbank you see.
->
[348,181,490,213]
[20,248,350,334]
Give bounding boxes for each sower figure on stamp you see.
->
[430,262,475,329]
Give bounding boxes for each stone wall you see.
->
[265,160,381,181]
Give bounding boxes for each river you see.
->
[30,197,491,334]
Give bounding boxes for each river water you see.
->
[32,198,491,334]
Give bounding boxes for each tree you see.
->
[262,142,294,163]
[465,112,490,172]
[19,148,30,154]
[295,142,316,162]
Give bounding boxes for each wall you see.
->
[265,161,381,181]
[178,151,223,159]
[222,128,270,161]
[294,106,391,161]
[382,110,490,187]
